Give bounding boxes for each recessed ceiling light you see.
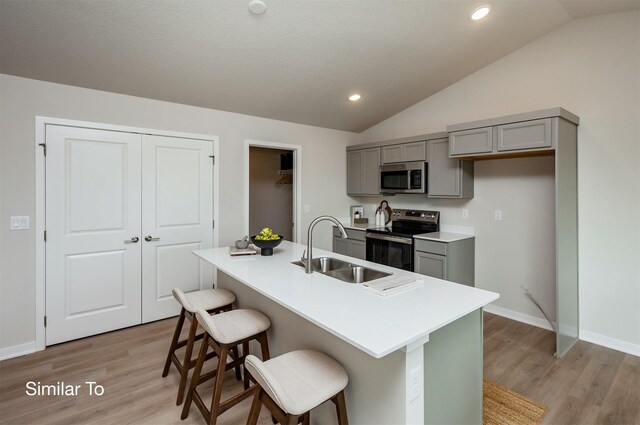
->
[348,94,362,102]
[248,0,267,15]
[471,5,491,21]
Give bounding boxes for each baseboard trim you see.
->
[0,341,36,361]
[483,304,555,332]
[484,305,640,357]
[580,330,640,357]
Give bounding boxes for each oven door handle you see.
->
[365,232,413,245]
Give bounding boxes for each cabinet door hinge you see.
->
[44,231,47,241]
[209,155,215,164]
[44,316,47,327]
[39,143,47,156]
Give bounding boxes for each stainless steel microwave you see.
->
[379,161,427,194]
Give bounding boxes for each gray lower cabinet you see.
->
[332,227,366,260]
[347,147,380,196]
[414,237,475,286]
[427,138,474,198]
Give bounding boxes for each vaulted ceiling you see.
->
[1,0,638,132]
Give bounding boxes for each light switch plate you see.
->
[10,216,30,230]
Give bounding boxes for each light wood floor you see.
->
[1,313,638,424]
[484,313,640,425]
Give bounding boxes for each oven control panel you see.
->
[391,209,439,223]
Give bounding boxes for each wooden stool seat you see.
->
[162,287,237,405]
[174,288,236,314]
[181,308,271,425]
[245,350,349,424]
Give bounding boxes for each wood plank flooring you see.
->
[1,313,638,424]
[484,313,640,425]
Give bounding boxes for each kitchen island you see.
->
[194,241,498,424]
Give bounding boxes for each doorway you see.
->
[244,140,302,243]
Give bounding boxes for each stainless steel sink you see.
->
[324,266,391,284]
[292,256,391,284]
[291,256,351,273]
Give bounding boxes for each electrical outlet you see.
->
[409,367,422,401]
[462,209,469,219]
[494,210,503,221]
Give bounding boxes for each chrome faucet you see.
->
[303,215,348,274]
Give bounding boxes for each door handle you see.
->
[125,236,139,244]
[144,235,160,242]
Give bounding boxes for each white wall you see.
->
[356,11,640,353]
[0,75,356,350]
[249,147,293,240]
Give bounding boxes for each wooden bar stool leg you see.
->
[302,412,310,425]
[333,391,349,425]
[247,388,264,425]
[258,332,270,361]
[242,341,251,390]
[231,345,242,381]
[284,414,298,425]
[176,316,199,405]
[162,308,185,377]
[181,334,210,420]
[208,344,229,425]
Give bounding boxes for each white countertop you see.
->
[414,232,475,242]
[338,222,386,231]
[194,241,498,358]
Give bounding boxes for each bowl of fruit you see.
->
[251,228,282,256]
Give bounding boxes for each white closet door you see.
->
[45,126,142,345]
[141,135,214,322]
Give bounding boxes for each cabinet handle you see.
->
[144,235,160,242]
[125,236,139,244]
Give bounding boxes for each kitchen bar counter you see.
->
[194,241,495,358]
[194,241,498,424]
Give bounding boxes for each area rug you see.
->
[484,379,549,425]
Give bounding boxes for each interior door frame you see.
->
[243,139,302,243]
[34,116,219,352]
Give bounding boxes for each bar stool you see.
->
[245,350,349,425]
[162,287,237,405]
[181,308,271,425]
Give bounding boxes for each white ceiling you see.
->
[1,0,638,132]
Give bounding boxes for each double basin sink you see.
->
[292,257,391,284]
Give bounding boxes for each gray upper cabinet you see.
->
[497,118,552,151]
[449,127,494,156]
[428,138,474,198]
[446,107,581,358]
[381,141,426,163]
[347,147,380,196]
[447,109,578,159]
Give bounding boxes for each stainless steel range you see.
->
[365,209,440,271]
